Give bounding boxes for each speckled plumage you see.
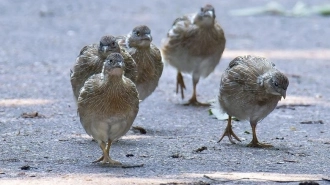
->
[77,53,139,164]
[70,35,137,102]
[161,4,226,106]
[116,25,163,100]
[218,55,289,147]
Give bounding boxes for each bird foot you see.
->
[247,141,273,148]
[102,158,122,166]
[183,98,210,107]
[92,155,122,165]
[176,72,186,99]
[218,125,241,144]
[92,155,104,163]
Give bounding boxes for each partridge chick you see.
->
[117,25,163,100]
[218,55,289,147]
[70,35,137,101]
[77,53,139,164]
[161,4,226,106]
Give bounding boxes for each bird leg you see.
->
[218,116,241,144]
[247,123,273,148]
[93,140,122,165]
[176,71,186,99]
[103,139,122,165]
[184,77,210,106]
[92,141,106,163]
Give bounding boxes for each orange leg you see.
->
[176,71,186,99]
[247,123,273,148]
[218,116,241,144]
[184,76,210,106]
[93,139,122,165]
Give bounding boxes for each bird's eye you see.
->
[111,42,116,46]
[109,60,113,63]
[274,82,279,87]
[136,31,140,36]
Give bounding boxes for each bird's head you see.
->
[103,53,125,76]
[194,4,216,27]
[266,71,289,99]
[127,25,152,48]
[98,35,120,56]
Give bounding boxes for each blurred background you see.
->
[0,0,329,101]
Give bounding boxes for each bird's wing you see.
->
[77,74,103,109]
[228,55,274,75]
[163,13,225,58]
[78,45,89,56]
[71,44,99,79]
[77,44,97,56]
[70,45,101,100]
[123,78,140,115]
[115,36,127,47]
[166,14,196,42]
[119,46,138,83]
[76,73,104,136]
[221,57,261,98]
[225,62,258,89]
[150,43,164,78]
[221,56,277,106]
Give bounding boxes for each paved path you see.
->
[0,0,330,184]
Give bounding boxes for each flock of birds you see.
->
[69,4,289,165]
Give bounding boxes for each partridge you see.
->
[116,25,163,100]
[70,35,137,101]
[77,53,139,164]
[217,55,289,147]
[161,4,226,106]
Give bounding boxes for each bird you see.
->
[161,4,226,106]
[116,25,163,101]
[217,55,289,147]
[70,35,137,102]
[77,53,139,165]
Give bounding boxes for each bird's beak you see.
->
[113,61,124,68]
[147,34,152,40]
[102,46,109,53]
[281,90,286,99]
[205,10,213,17]
[142,34,152,41]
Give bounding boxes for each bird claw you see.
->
[218,125,241,144]
[176,72,186,99]
[101,159,122,166]
[92,156,104,163]
[183,97,210,107]
[93,155,122,166]
[247,141,273,148]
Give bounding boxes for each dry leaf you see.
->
[194,146,207,153]
[132,126,147,134]
[244,131,251,134]
[300,120,324,124]
[21,112,45,118]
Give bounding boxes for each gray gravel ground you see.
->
[0,0,330,184]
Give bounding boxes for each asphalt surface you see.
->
[0,0,330,184]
